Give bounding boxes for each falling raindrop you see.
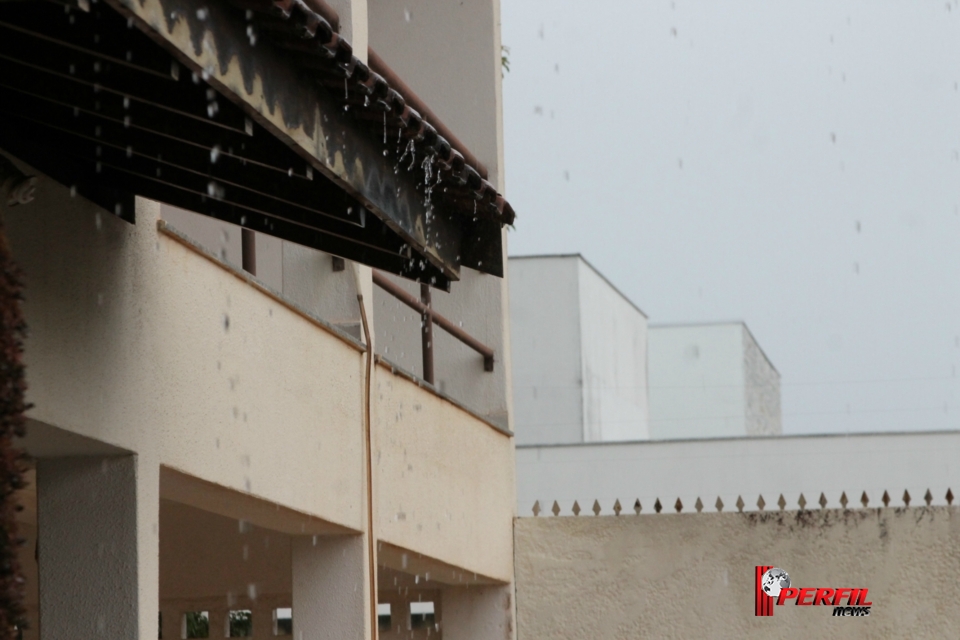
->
[196,7,208,20]
[207,181,225,199]
[210,145,221,163]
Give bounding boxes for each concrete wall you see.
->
[743,325,782,436]
[12,192,367,533]
[374,362,516,584]
[516,430,960,517]
[515,507,960,638]
[367,0,504,188]
[373,267,513,430]
[162,206,363,341]
[366,0,513,432]
[648,323,777,439]
[509,255,649,445]
[577,260,649,443]
[4,165,516,616]
[508,257,583,446]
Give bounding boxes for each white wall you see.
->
[648,323,749,439]
[367,0,503,187]
[508,257,583,445]
[516,430,960,516]
[577,259,649,442]
[509,255,649,445]
[743,325,782,436]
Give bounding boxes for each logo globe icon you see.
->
[761,568,791,598]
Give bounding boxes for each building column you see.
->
[441,585,515,640]
[324,0,367,64]
[37,454,159,640]
[292,534,370,639]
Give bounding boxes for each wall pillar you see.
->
[292,534,370,639]
[441,585,515,640]
[325,0,367,63]
[37,454,159,640]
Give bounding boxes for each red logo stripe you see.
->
[756,565,773,616]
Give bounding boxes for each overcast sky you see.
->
[501,0,960,435]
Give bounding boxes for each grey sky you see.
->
[501,0,960,434]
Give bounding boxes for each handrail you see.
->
[372,270,495,378]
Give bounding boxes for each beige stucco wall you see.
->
[375,365,515,583]
[374,268,512,429]
[9,191,368,532]
[516,507,960,639]
[5,157,515,590]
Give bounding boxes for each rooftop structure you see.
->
[509,255,650,446]
[648,322,781,439]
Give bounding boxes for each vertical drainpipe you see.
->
[241,228,256,276]
[420,283,434,385]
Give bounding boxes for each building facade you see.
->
[0,0,517,637]
[648,322,782,439]
[508,255,650,446]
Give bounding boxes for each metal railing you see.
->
[372,270,494,385]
